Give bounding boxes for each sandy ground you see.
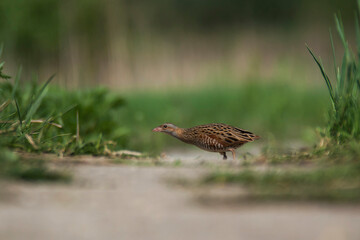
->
[0,153,360,240]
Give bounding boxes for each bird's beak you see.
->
[152,127,162,132]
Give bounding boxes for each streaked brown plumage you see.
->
[152,123,260,160]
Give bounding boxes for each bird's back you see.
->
[180,123,259,152]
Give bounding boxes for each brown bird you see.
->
[152,123,260,160]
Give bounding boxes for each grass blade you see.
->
[306,45,336,110]
[41,133,72,143]
[335,14,347,49]
[339,53,348,94]
[11,67,22,99]
[36,74,55,99]
[356,13,360,59]
[25,133,38,149]
[24,74,55,123]
[335,15,350,95]
[14,99,22,130]
[329,29,339,81]
[55,104,77,118]
[0,100,11,112]
[76,111,80,143]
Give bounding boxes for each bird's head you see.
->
[152,123,180,136]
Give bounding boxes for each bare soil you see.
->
[0,152,359,240]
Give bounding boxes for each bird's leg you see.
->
[220,152,227,160]
[229,148,236,160]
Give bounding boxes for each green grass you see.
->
[1,78,331,155]
[0,47,126,155]
[1,44,125,181]
[0,80,123,155]
[119,82,329,152]
[1,44,70,182]
[307,4,360,143]
[1,45,331,155]
[200,3,360,203]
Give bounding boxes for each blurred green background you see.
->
[0,0,356,87]
[0,0,356,153]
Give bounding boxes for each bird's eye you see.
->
[163,125,167,129]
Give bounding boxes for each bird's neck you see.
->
[170,128,185,140]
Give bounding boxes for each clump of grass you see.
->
[263,0,360,165]
[0,80,125,155]
[41,87,128,148]
[0,45,71,182]
[307,2,360,143]
[0,44,126,155]
[0,43,132,180]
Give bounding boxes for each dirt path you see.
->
[0,161,360,240]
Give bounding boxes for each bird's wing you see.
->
[207,132,247,147]
[196,127,248,148]
[228,126,260,141]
